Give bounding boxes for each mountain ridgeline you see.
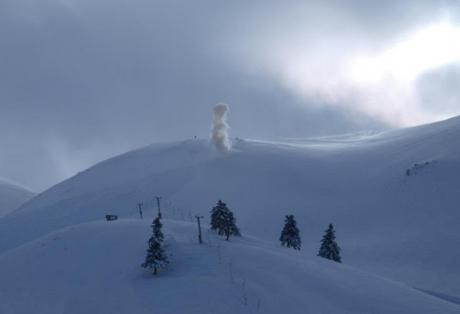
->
[1,116,460,297]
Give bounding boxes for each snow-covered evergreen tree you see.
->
[279,215,301,250]
[210,200,226,231]
[142,217,168,274]
[318,224,341,263]
[152,216,164,243]
[210,200,241,240]
[221,210,240,240]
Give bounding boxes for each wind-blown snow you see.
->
[1,116,460,308]
[211,103,231,152]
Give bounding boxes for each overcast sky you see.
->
[1,0,460,191]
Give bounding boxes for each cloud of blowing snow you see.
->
[211,104,231,153]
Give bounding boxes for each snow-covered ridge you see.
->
[1,116,460,299]
[0,219,458,314]
[0,178,34,217]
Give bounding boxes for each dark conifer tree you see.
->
[317,224,342,263]
[279,215,301,250]
[221,210,240,240]
[210,200,241,240]
[210,200,226,231]
[152,216,164,243]
[142,217,168,274]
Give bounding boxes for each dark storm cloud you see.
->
[0,0,459,190]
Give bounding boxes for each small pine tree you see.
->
[142,217,168,274]
[210,200,226,231]
[152,216,164,243]
[318,224,341,263]
[279,215,301,250]
[210,200,241,240]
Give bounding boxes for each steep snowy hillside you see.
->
[0,219,458,314]
[0,179,34,217]
[1,116,460,298]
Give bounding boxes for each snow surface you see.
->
[0,179,34,217]
[0,219,458,314]
[1,116,460,312]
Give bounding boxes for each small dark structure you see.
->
[105,214,118,221]
[195,215,204,244]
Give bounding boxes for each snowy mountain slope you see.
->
[0,219,458,314]
[0,179,34,217]
[1,116,460,297]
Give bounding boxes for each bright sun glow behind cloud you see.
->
[348,22,460,84]
[256,20,460,127]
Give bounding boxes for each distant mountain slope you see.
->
[0,179,34,217]
[0,219,458,314]
[1,116,460,296]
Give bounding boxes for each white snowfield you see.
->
[1,116,460,313]
[0,179,34,217]
[0,219,458,314]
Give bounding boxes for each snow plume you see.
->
[211,103,231,153]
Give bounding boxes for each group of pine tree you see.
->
[142,199,341,275]
[279,215,342,263]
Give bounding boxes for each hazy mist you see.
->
[1,0,459,191]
